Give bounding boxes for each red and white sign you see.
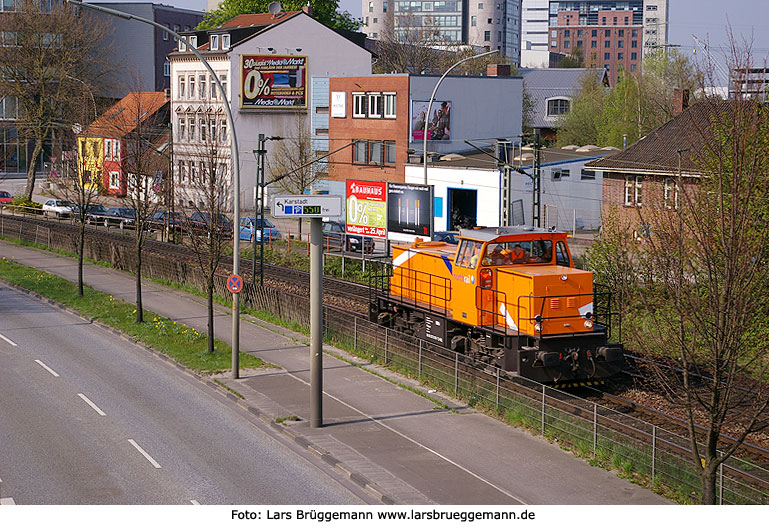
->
[346,179,387,239]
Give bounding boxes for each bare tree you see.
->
[178,108,231,353]
[594,41,769,504]
[266,114,316,237]
[119,92,170,323]
[0,0,109,200]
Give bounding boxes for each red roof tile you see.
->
[220,11,301,29]
[83,92,168,139]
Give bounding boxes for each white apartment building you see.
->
[520,0,550,67]
[642,0,669,57]
[169,8,371,210]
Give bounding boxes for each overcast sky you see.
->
[98,0,769,63]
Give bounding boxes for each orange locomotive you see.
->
[369,226,624,384]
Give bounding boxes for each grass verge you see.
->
[0,255,271,374]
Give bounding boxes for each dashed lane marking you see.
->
[34,359,60,378]
[78,393,106,416]
[128,439,162,469]
[0,333,17,347]
[0,498,15,505]
[190,500,200,505]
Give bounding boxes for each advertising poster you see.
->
[387,183,433,237]
[240,55,307,109]
[411,100,452,141]
[346,180,387,238]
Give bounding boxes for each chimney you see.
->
[302,2,313,16]
[486,64,511,77]
[673,88,690,116]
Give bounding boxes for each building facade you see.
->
[89,3,205,99]
[323,67,522,196]
[547,0,668,84]
[520,0,550,67]
[362,0,523,64]
[169,9,371,209]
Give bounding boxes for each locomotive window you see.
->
[556,241,570,266]
[456,239,483,268]
[481,240,553,265]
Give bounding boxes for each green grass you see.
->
[0,256,272,374]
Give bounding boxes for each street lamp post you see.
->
[68,0,243,379]
[422,49,499,185]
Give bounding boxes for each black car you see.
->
[104,207,136,228]
[150,210,187,231]
[188,211,234,237]
[322,221,375,253]
[433,231,460,244]
[77,204,107,224]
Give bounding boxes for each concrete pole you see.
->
[310,217,323,427]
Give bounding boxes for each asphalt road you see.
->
[0,285,372,505]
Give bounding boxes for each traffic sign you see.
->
[273,195,342,218]
[227,274,243,294]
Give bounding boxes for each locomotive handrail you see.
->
[384,263,452,317]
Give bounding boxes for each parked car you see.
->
[84,204,108,224]
[42,199,75,218]
[150,210,187,232]
[433,231,460,244]
[322,220,375,253]
[239,216,281,242]
[0,191,12,204]
[104,207,136,229]
[188,211,233,237]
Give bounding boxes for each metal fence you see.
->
[2,212,768,505]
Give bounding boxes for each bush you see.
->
[10,197,42,215]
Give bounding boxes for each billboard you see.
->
[387,183,433,238]
[240,55,307,109]
[346,180,387,238]
[411,100,452,141]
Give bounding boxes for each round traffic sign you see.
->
[227,273,243,294]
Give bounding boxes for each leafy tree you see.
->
[199,0,360,31]
[556,71,606,147]
[556,47,584,68]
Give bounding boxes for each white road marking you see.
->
[283,370,528,505]
[190,500,200,505]
[0,497,15,505]
[0,332,17,347]
[128,439,162,469]
[34,359,60,377]
[78,393,106,416]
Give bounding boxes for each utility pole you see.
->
[532,132,542,228]
[497,139,513,226]
[253,135,266,285]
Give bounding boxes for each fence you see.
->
[2,212,768,504]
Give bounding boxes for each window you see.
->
[484,31,490,41]
[631,40,638,48]
[664,178,680,209]
[163,24,170,41]
[163,60,170,77]
[210,119,217,140]
[373,17,377,23]
[631,52,637,60]
[577,40,583,48]
[547,98,570,116]
[471,15,476,26]
[604,52,610,60]
[199,75,206,101]
[613,17,617,25]
[551,30,557,38]
[630,64,637,72]
[222,34,230,49]
[591,40,597,48]
[210,75,217,99]
[478,2,483,8]
[385,141,396,165]
[591,29,597,37]
[604,40,610,48]
[618,29,624,37]
[383,1,388,12]
[551,168,569,181]
[354,140,368,163]
[618,52,624,60]
[384,93,396,118]
[488,18,492,23]
[632,29,638,37]
[200,119,207,141]
[564,41,570,49]
[618,40,624,48]
[646,4,658,10]
[624,176,642,206]
[188,116,195,141]
[210,35,219,50]
[189,76,196,99]
[556,241,570,267]
[220,120,227,142]
[178,117,185,141]
[353,93,367,117]
[178,39,186,52]
[109,171,119,189]
[221,73,228,98]
[368,1,373,11]
[564,29,570,37]
[189,36,197,48]
[178,161,186,184]
[581,169,596,180]
[368,93,383,118]
[455,239,483,268]
[604,29,610,37]
[369,141,383,165]
[577,29,583,37]
[104,139,112,160]
[179,77,185,99]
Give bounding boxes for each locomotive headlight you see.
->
[560,274,568,281]
[534,323,542,333]
[584,320,594,329]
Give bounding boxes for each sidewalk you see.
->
[0,240,670,505]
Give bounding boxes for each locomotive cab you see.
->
[372,226,624,384]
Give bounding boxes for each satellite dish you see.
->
[268,1,282,15]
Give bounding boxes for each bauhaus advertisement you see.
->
[346,180,387,238]
[240,55,307,109]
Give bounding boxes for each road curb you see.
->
[0,277,396,505]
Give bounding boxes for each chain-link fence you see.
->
[2,212,768,505]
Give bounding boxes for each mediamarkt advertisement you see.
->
[346,180,387,238]
[240,55,307,109]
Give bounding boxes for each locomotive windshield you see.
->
[482,240,553,266]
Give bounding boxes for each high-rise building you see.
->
[521,0,551,67]
[361,1,522,65]
[547,1,668,83]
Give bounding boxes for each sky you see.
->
[97,0,769,64]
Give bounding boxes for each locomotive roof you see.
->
[459,226,566,242]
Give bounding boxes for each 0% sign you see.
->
[348,196,369,225]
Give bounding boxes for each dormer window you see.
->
[210,35,219,51]
[189,36,197,49]
[179,39,186,52]
[222,34,230,50]
[546,97,571,117]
